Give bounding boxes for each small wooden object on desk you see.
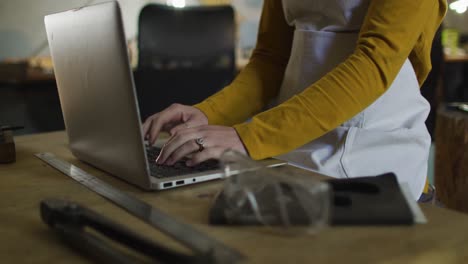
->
[0,130,16,163]
[0,125,23,163]
[434,103,468,213]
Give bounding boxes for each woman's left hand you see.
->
[155,125,248,166]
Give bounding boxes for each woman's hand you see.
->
[142,103,208,145]
[156,125,248,166]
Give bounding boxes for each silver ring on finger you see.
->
[195,137,205,152]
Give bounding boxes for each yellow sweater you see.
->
[195,0,447,160]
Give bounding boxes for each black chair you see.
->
[134,4,236,120]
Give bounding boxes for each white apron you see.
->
[275,0,431,199]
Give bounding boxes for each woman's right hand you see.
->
[142,103,209,145]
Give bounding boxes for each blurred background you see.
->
[0,0,263,135]
[0,0,261,70]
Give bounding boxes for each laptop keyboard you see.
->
[145,146,219,178]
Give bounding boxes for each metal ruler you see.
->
[35,152,244,264]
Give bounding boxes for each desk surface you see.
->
[1,131,468,263]
[445,54,468,63]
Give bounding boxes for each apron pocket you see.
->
[340,126,430,198]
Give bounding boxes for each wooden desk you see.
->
[1,131,468,263]
[445,54,468,63]
[0,57,54,83]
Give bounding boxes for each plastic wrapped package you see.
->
[214,150,331,233]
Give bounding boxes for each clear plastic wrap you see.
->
[217,150,331,234]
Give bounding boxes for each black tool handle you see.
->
[40,199,210,264]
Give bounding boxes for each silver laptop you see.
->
[45,1,284,190]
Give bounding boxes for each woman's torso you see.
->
[275,0,431,199]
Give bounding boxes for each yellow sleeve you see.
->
[233,0,446,160]
[194,0,294,126]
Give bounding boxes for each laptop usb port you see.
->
[175,180,184,186]
[163,182,173,188]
